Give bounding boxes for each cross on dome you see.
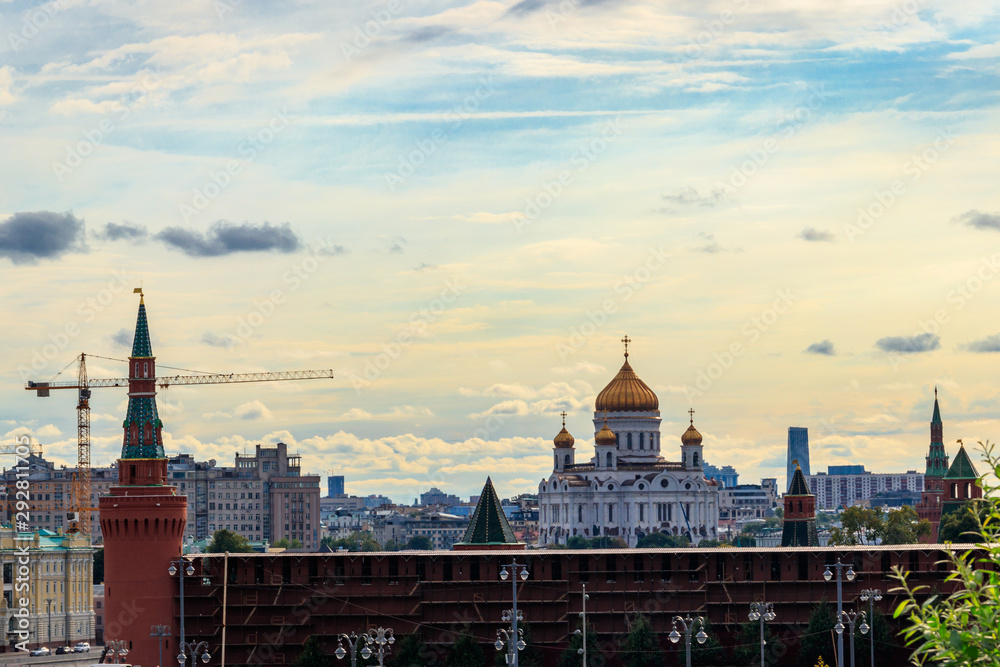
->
[560,411,567,427]
[621,334,631,358]
[688,408,695,425]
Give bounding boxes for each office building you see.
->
[786,427,810,490]
[328,475,345,497]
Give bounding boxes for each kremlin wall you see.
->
[86,292,981,666]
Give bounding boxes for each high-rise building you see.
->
[805,467,923,510]
[703,460,739,488]
[916,388,951,537]
[419,487,461,506]
[328,475,345,496]
[786,427,810,490]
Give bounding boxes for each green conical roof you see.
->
[457,477,519,546]
[945,444,980,480]
[786,463,812,496]
[132,297,153,358]
[932,393,942,424]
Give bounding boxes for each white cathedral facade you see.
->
[538,343,720,547]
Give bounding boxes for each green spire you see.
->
[932,387,941,424]
[131,295,153,358]
[786,462,812,495]
[456,477,519,546]
[945,443,980,480]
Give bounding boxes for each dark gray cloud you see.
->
[875,333,940,353]
[505,0,546,16]
[155,221,300,257]
[405,26,451,43]
[0,211,86,264]
[202,332,237,348]
[659,186,730,215]
[110,328,133,348]
[953,209,1000,231]
[505,0,608,17]
[96,222,149,243]
[805,340,836,355]
[800,227,836,242]
[962,334,1000,353]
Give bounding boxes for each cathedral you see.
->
[538,339,720,546]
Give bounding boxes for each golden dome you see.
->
[553,424,575,449]
[595,416,616,447]
[681,420,703,446]
[595,357,659,412]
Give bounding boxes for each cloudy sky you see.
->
[2,0,1000,502]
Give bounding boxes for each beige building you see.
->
[0,527,95,651]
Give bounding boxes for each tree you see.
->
[407,535,433,550]
[590,536,628,549]
[731,620,783,666]
[880,505,932,545]
[273,538,303,549]
[566,535,591,549]
[854,609,897,667]
[294,636,327,667]
[445,633,484,667]
[894,441,1000,665]
[387,634,425,667]
[697,539,723,548]
[321,531,381,552]
[636,533,689,548]
[93,547,104,584]
[558,622,600,667]
[938,501,986,543]
[827,506,883,546]
[797,600,836,667]
[621,614,658,667]
[206,528,253,553]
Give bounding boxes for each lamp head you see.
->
[177,653,186,665]
[696,629,707,645]
[668,629,680,644]
[516,639,526,651]
[200,651,211,664]
[835,622,844,634]
[875,592,883,601]
[846,567,856,582]
[500,567,509,581]
[169,564,177,576]
[520,567,529,581]
[361,646,372,659]
[859,622,870,635]
[823,567,832,581]
[495,639,504,652]
[574,629,581,637]
[335,645,347,660]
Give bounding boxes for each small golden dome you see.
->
[681,422,703,446]
[594,346,658,412]
[554,427,575,449]
[595,418,616,447]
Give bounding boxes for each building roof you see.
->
[131,294,153,358]
[594,349,659,412]
[945,444,980,480]
[786,464,812,495]
[455,477,520,546]
[932,389,942,424]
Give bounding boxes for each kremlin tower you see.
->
[99,291,187,667]
[916,389,950,539]
[781,461,819,547]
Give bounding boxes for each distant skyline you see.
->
[3,1,1000,503]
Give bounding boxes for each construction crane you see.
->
[25,354,334,535]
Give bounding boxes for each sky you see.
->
[2,0,1000,504]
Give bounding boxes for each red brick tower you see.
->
[99,290,187,667]
[916,388,949,540]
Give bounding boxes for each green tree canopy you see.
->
[828,506,884,546]
[880,505,932,545]
[622,614,658,667]
[636,533,690,548]
[206,528,253,553]
[407,535,433,550]
[938,501,987,543]
[387,634,426,667]
[293,636,327,667]
[854,609,898,667]
[731,619,784,666]
[686,619,726,666]
[445,633,484,667]
[557,622,600,667]
[797,600,836,667]
[894,441,1000,666]
[321,531,381,552]
[273,537,303,549]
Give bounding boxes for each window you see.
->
[143,362,149,377]
[606,452,612,467]
[627,433,633,449]
[578,505,583,523]
[639,433,644,449]
[770,555,781,581]
[797,554,808,580]
[605,556,616,582]
[743,554,753,581]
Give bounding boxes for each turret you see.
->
[553,411,575,472]
[594,414,617,470]
[680,410,703,470]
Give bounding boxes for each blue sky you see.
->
[2,0,1000,502]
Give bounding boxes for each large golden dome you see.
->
[595,355,659,412]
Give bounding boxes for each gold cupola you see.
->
[594,335,659,413]
[681,410,703,446]
[595,414,616,447]
[554,411,575,449]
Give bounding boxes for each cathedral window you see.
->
[627,433,632,449]
[639,433,644,449]
[607,504,614,522]
[578,505,583,523]
[693,452,700,466]
[606,452,613,467]
[638,504,645,522]
[564,454,570,466]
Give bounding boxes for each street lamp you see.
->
[668,614,707,667]
[365,627,396,667]
[168,558,196,656]
[105,639,130,665]
[572,585,589,667]
[497,559,530,667]
[823,558,857,667]
[859,589,882,667]
[835,610,868,667]
[177,639,211,666]
[150,624,172,667]
[748,602,777,667]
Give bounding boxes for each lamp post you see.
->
[365,627,395,667]
[168,558,195,658]
[177,639,211,666]
[668,615,707,667]
[748,602,776,667]
[151,624,172,667]
[823,558,857,667]
[105,639,130,665]
[859,589,882,667]
[336,632,370,667]
[497,559,529,667]
[573,585,589,667]
[835,610,868,667]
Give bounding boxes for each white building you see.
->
[805,468,924,510]
[538,346,720,546]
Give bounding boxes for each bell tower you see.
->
[99,290,187,667]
